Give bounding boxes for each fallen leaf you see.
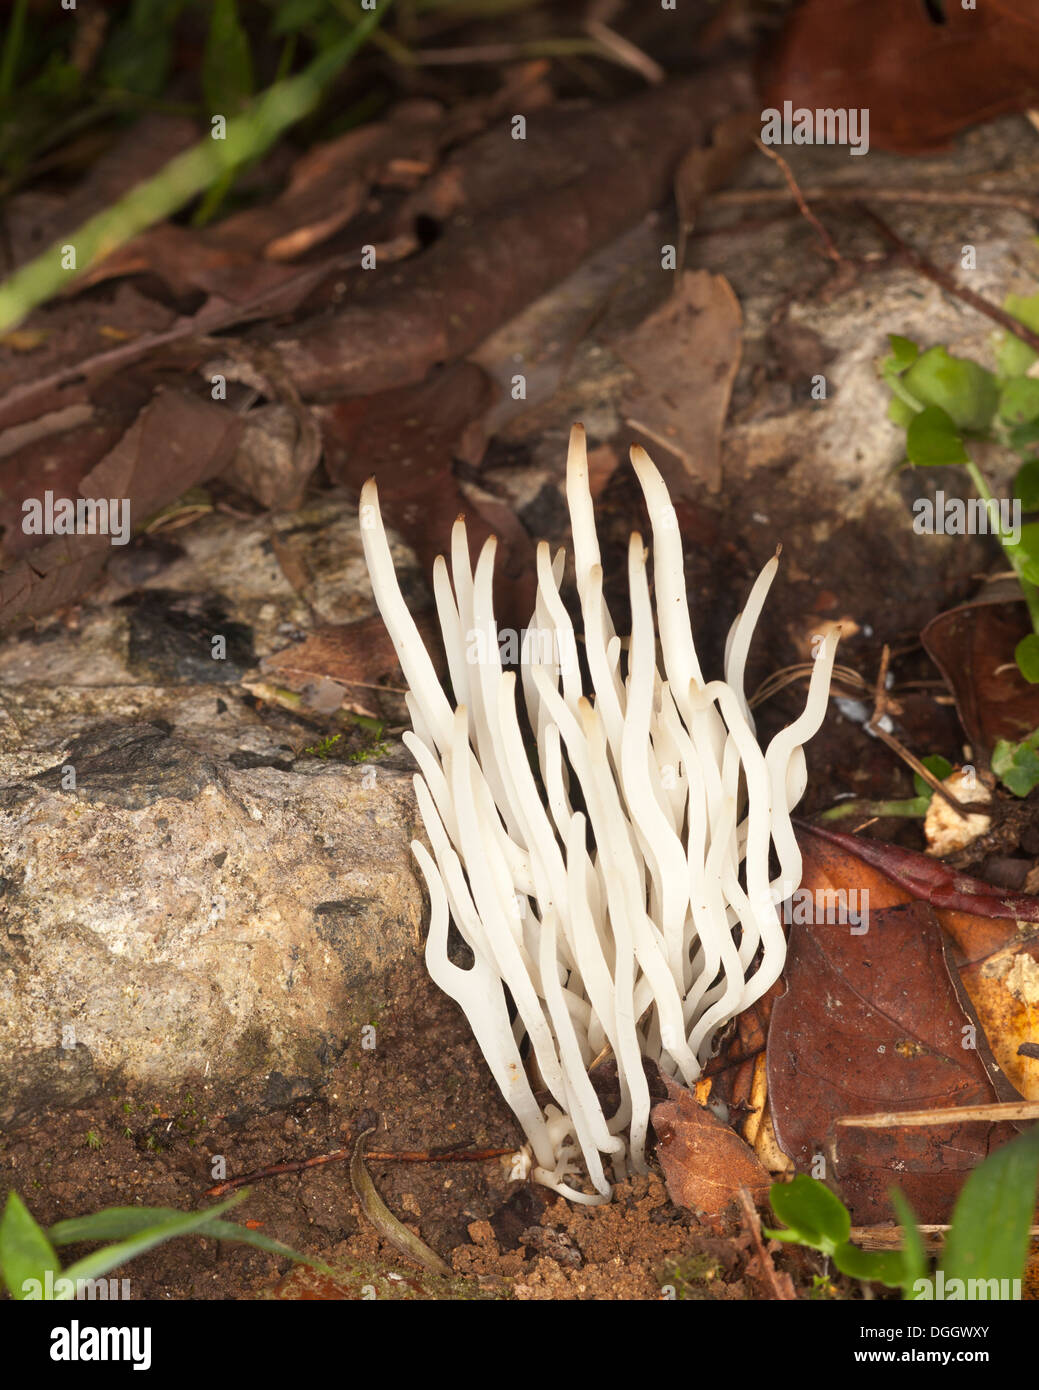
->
[768,827,1017,1223]
[318,360,537,635]
[921,597,1039,754]
[762,0,1039,154]
[266,71,752,399]
[616,270,742,494]
[0,389,242,627]
[259,615,444,718]
[804,821,1039,923]
[652,1074,771,1214]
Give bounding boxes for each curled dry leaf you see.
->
[651,1075,771,1216]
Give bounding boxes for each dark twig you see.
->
[864,644,970,819]
[860,207,1039,356]
[710,186,1039,222]
[754,139,842,264]
[738,1186,796,1300]
[204,1138,514,1197]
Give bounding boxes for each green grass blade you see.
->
[0,0,393,333]
[0,1192,62,1299]
[940,1127,1039,1295]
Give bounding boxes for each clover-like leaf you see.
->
[765,1175,851,1256]
[997,292,1039,378]
[906,404,969,467]
[999,377,1039,427]
[900,346,999,434]
[1014,635,1039,687]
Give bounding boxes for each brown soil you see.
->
[1,959,848,1301]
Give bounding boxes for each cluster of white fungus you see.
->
[360,424,836,1203]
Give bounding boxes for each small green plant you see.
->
[301,732,343,759]
[882,296,1039,682]
[0,1189,323,1300]
[766,1124,1039,1299]
[84,1130,102,1151]
[991,725,1039,797]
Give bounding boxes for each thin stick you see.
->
[837,1099,1039,1128]
[709,186,1039,221]
[861,207,1039,357]
[204,1139,515,1197]
[865,644,970,817]
[850,1223,1039,1252]
[754,140,842,264]
[583,19,664,84]
[738,1186,796,1300]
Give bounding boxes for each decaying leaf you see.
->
[921,598,1039,754]
[768,827,1017,1223]
[616,271,742,494]
[762,0,1039,154]
[652,1074,771,1214]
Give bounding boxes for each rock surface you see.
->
[0,492,426,1124]
[0,721,423,1125]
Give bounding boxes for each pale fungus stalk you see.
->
[360,425,837,1203]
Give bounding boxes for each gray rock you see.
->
[0,717,424,1126]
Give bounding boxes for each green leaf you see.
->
[270,0,328,34]
[997,292,1039,377]
[913,754,953,799]
[940,1126,1039,1295]
[832,1239,905,1288]
[885,334,920,373]
[50,1203,325,1271]
[887,396,917,429]
[992,726,1039,791]
[58,1193,248,1294]
[101,0,184,99]
[1007,520,1039,585]
[1014,635,1039,688]
[900,346,999,434]
[203,0,255,116]
[890,1188,929,1298]
[0,1192,61,1299]
[999,377,1039,427]
[1010,421,1039,459]
[1014,458,1039,511]
[906,404,969,467]
[765,1175,851,1256]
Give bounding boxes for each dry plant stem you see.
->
[861,207,1039,357]
[851,1224,1039,1252]
[708,186,1039,220]
[582,19,664,84]
[753,139,842,264]
[203,1141,512,1198]
[866,643,968,816]
[738,1186,796,1300]
[838,1100,1039,1128]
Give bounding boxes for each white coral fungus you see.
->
[360,425,836,1203]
